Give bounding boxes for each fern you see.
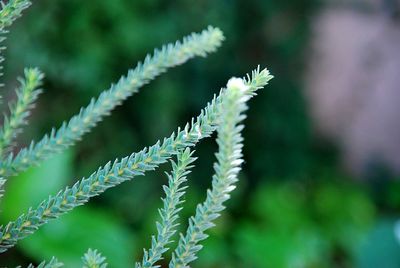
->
[0,0,35,199]
[0,67,272,253]
[0,25,224,178]
[0,0,31,28]
[169,77,250,267]
[137,148,196,268]
[0,68,43,156]
[0,1,274,266]
[27,257,63,268]
[82,248,108,268]
[0,0,32,84]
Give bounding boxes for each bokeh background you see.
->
[1,0,400,267]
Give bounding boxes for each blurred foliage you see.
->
[1,0,399,267]
[357,219,400,268]
[1,151,135,267]
[233,180,375,267]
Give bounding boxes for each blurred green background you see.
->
[1,0,400,267]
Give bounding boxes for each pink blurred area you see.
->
[305,2,400,176]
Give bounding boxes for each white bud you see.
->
[227,77,248,92]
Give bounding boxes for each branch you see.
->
[169,72,273,267]
[0,0,31,29]
[0,67,272,253]
[82,248,107,268]
[0,68,43,157]
[27,257,63,268]
[136,148,196,268]
[0,0,32,84]
[0,26,224,178]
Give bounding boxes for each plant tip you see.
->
[227,77,248,92]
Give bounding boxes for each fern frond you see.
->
[27,257,63,268]
[0,68,43,156]
[82,248,107,268]
[0,92,217,253]
[0,67,42,202]
[0,67,272,253]
[169,72,272,267]
[0,0,32,84]
[137,148,196,268]
[0,0,31,28]
[0,26,224,178]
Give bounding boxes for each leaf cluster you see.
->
[0,1,273,266]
